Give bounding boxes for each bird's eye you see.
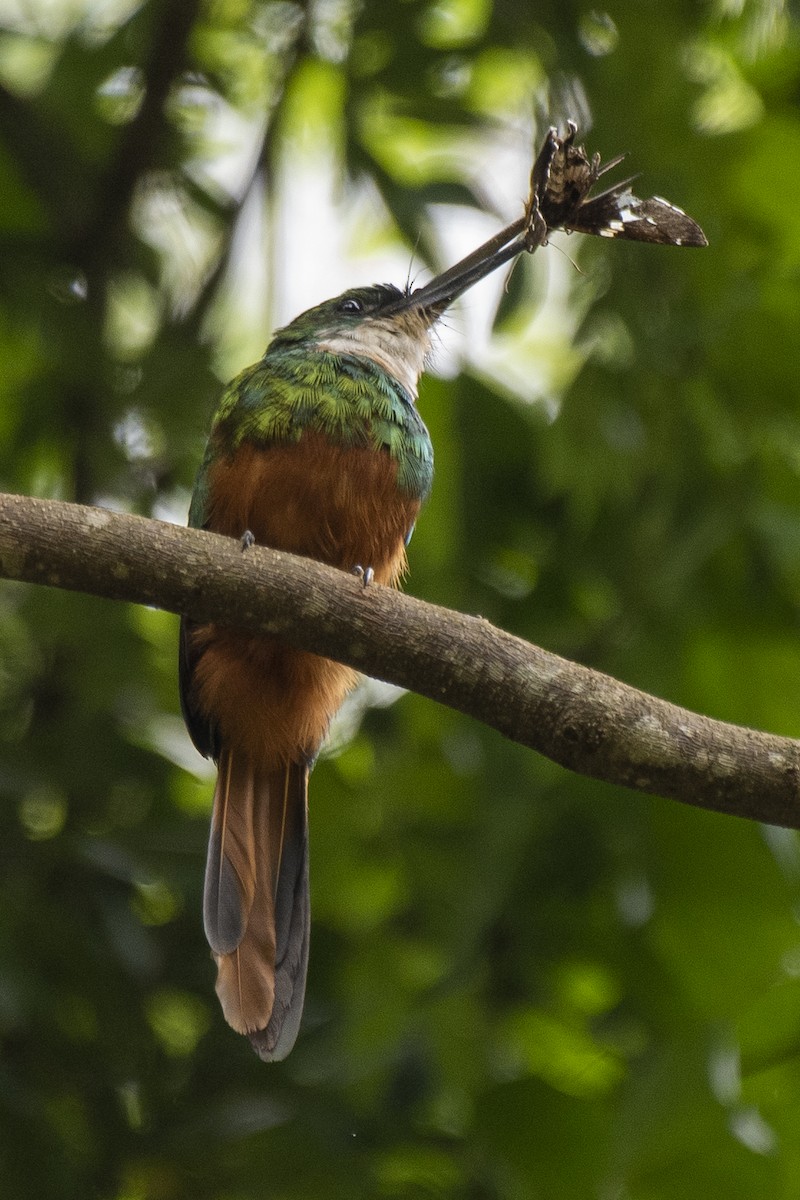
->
[339,297,363,314]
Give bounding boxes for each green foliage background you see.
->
[2,1,800,1196]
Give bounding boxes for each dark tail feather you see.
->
[204,751,310,1061]
[204,750,256,955]
[249,761,310,1061]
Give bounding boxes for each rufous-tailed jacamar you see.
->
[180,220,528,1060]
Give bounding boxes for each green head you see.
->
[268,222,526,398]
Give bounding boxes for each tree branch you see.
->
[1,491,798,828]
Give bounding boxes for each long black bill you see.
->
[390,215,531,315]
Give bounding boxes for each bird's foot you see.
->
[351,564,375,588]
[240,529,255,551]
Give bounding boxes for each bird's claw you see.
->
[351,564,374,588]
[241,530,255,551]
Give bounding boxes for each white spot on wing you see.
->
[654,196,687,215]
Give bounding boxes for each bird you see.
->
[179,219,528,1060]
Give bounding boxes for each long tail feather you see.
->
[251,764,310,1061]
[203,750,257,954]
[204,751,310,1060]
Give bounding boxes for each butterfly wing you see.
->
[565,183,707,247]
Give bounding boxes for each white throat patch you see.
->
[316,315,432,400]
